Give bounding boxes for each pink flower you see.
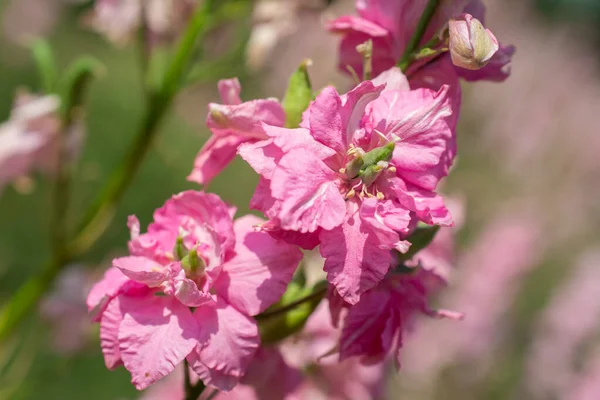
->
[39,266,96,355]
[87,190,302,391]
[0,92,61,193]
[327,0,514,83]
[188,78,285,185]
[333,266,462,366]
[240,67,456,304]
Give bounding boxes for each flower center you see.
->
[339,141,396,200]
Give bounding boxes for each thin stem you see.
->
[184,359,193,394]
[0,257,63,342]
[398,0,440,71]
[255,287,328,320]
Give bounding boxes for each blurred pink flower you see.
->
[188,78,285,185]
[526,250,600,398]
[402,211,542,380]
[87,191,302,391]
[0,92,68,193]
[240,67,456,304]
[39,265,95,355]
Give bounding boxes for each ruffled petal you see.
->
[271,148,346,233]
[118,296,198,390]
[187,299,259,391]
[214,215,302,315]
[320,203,393,305]
[187,133,249,185]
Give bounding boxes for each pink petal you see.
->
[100,296,124,370]
[341,81,384,146]
[359,198,412,252]
[188,299,259,391]
[187,133,249,185]
[371,85,454,191]
[303,86,345,155]
[395,184,454,226]
[320,203,393,305]
[238,138,282,178]
[326,15,397,78]
[372,67,410,92]
[218,78,242,105]
[214,215,302,315]
[266,124,337,161]
[113,256,171,287]
[173,274,215,308]
[118,296,198,390]
[87,267,130,318]
[339,286,396,362]
[207,99,285,139]
[271,148,346,233]
[457,44,515,82]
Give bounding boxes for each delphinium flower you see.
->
[0,91,65,194]
[188,78,285,185]
[327,0,514,84]
[240,66,456,304]
[86,190,302,390]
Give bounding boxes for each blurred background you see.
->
[1,0,600,399]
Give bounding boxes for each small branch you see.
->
[255,286,327,321]
[398,0,440,71]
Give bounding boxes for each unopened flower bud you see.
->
[181,248,206,278]
[173,236,187,261]
[448,14,499,70]
[345,154,364,179]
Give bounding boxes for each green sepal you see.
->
[282,59,313,128]
[359,141,395,170]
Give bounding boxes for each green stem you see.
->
[0,1,216,343]
[0,257,63,342]
[255,286,327,321]
[398,0,440,71]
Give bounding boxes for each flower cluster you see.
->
[77,0,515,396]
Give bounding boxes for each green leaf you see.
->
[397,225,440,262]
[282,59,313,128]
[258,280,327,344]
[29,39,58,93]
[58,56,104,123]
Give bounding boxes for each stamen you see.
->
[376,191,385,200]
[339,168,346,174]
[345,189,356,199]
